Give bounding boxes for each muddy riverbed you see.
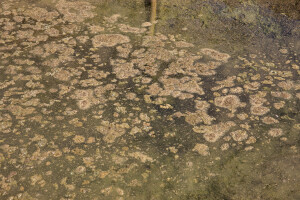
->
[0,0,299,199]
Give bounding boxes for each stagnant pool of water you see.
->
[0,0,299,199]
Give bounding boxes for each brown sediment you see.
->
[200,48,231,62]
[193,143,210,156]
[262,116,279,124]
[96,121,128,143]
[193,121,236,142]
[92,34,130,47]
[250,105,270,116]
[268,128,284,137]
[230,130,248,142]
[214,95,246,113]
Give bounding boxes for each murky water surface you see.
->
[0,0,299,199]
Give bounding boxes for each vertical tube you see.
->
[149,0,157,36]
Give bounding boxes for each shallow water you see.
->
[0,0,299,199]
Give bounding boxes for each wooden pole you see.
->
[149,0,157,36]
